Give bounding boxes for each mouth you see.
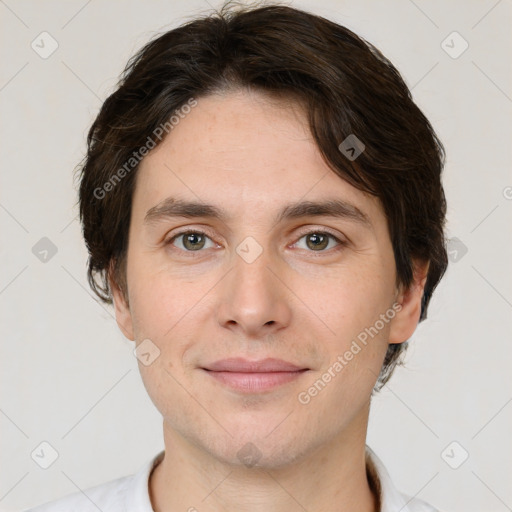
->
[201,358,309,393]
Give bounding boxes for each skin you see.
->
[111,88,429,512]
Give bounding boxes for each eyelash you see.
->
[164,228,347,256]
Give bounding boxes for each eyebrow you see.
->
[144,197,373,230]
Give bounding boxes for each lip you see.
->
[202,358,309,393]
[203,357,306,372]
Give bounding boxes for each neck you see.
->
[149,409,378,512]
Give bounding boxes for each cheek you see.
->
[127,267,213,380]
[137,357,206,437]
[127,264,201,337]
[293,264,394,406]
[293,261,394,346]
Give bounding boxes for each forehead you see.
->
[132,90,385,229]
[156,90,314,174]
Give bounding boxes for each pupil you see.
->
[307,233,328,250]
[185,233,204,250]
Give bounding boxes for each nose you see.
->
[215,243,292,339]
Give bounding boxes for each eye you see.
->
[165,229,345,255]
[293,230,345,252]
[167,230,217,252]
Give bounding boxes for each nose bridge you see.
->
[216,235,291,334]
[232,235,278,306]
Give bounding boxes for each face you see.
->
[112,89,426,468]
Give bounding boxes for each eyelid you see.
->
[164,225,218,243]
[292,225,346,243]
[164,226,347,258]
[289,227,347,255]
[165,226,345,244]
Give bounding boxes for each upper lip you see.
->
[202,358,307,372]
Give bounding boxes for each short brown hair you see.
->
[77,2,448,389]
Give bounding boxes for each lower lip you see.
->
[204,370,307,392]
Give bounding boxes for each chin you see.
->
[196,423,321,470]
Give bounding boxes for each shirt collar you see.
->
[123,450,163,511]
[366,445,420,511]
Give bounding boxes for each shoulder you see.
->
[24,450,164,512]
[23,474,132,512]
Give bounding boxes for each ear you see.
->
[388,260,430,344]
[109,263,135,341]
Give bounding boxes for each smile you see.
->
[201,358,309,392]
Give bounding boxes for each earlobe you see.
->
[109,269,135,341]
[388,261,430,344]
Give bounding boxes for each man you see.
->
[27,2,448,511]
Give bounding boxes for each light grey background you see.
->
[1,1,511,511]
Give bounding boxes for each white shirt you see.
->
[25,446,440,511]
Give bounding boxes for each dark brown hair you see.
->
[77,1,448,389]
